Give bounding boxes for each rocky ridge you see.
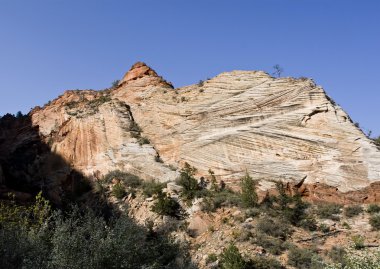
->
[1,62,380,203]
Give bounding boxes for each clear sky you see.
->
[0,0,379,136]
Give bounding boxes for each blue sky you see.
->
[0,0,379,136]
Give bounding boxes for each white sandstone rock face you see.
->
[114,67,380,192]
[29,63,380,192]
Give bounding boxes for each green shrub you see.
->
[142,180,166,197]
[326,249,380,269]
[344,205,363,218]
[254,233,288,255]
[288,247,324,269]
[112,182,126,199]
[111,80,120,88]
[219,243,284,269]
[257,216,292,240]
[0,203,184,269]
[208,169,219,192]
[367,204,380,214]
[352,235,365,249]
[283,195,311,227]
[202,189,241,212]
[206,253,218,264]
[138,137,150,145]
[152,193,180,217]
[219,244,246,269]
[0,191,51,229]
[103,170,142,188]
[369,214,380,231]
[342,221,351,229]
[245,208,261,218]
[316,203,342,220]
[176,163,203,203]
[274,182,292,210]
[235,229,252,242]
[240,172,258,208]
[373,136,380,146]
[299,217,318,231]
[328,246,347,266]
[319,223,330,233]
[247,256,284,269]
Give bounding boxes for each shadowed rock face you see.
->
[2,62,379,200]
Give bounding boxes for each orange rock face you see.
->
[118,62,173,88]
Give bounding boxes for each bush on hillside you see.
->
[0,197,183,269]
[316,203,342,220]
[112,182,126,199]
[327,246,347,266]
[142,180,166,197]
[256,216,292,240]
[202,189,241,212]
[367,204,380,214]
[240,172,258,208]
[344,205,363,218]
[103,170,142,188]
[254,233,289,255]
[369,214,380,231]
[219,244,246,269]
[287,247,324,269]
[152,192,181,217]
[176,163,206,203]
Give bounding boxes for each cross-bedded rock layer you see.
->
[22,62,380,194]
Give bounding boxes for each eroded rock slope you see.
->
[2,62,379,199]
[114,63,380,192]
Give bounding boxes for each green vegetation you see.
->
[240,172,258,208]
[152,192,181,217]
[328,246,347,266]
[219,243,283,269]
[367,204,380,214]
[219,244,246,269]
[206,253,218,264]
[202,189,241,212]
[176,162,205,203]
[257,216,292,240]
[137,136,150,145]
[253,233,289,255]
[0,193,185,269]
[129,121,142,133]
[319,223,330,233]
[316,203,342,220]
[352,235,365,249]
[246,256,283,269]
[344,205,363,218]
[287,247,324,269]
[373,136,380,147]
[103,170,142,188]
[127,121,151,146]
[111,80,120,88]
[369,214,380,230]
[141,180,166,197]
[112,182,126,199]
[326,249,380,269]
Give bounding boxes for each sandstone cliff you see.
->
[1,62,379,202]
[113,63,380,193]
